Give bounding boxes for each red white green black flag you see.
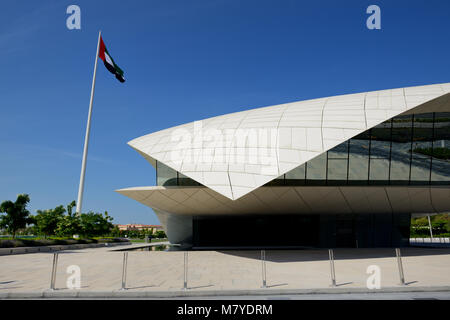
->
[98,36,125,83]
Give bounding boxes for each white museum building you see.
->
[117,83,450,249]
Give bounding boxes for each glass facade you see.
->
[156,112,450,187]
[192,212,411,248]
[279,111,450,186]
[156,161,177,186]
[156,161,202,186]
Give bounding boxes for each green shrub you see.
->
[0,237,128,248]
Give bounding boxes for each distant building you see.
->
[115,224,163,233]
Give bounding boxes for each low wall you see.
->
[0,241,131,256]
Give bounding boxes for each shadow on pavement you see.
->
[267,283,288,288]
[217,247,450,263]
[188,284,214,290]
[336,282,353,287]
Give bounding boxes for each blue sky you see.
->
[1,0,449,225]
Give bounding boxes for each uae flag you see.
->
[98,36,125,83]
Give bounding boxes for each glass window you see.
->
[410,158,431,183]
[327,159,348,183]
[369,121,391,159]
[156,161,178,186]
[370,140,391,159]
[265,174,285,186]
[410,113,433,184]
[390,115,412,184]
[328,141,348,159]
[285,164,306,185]
[348,131,370,183]
[178,172,202,186]
[306,153,327,183]
[275,112,450,187]
[431,112,450,184]
[369,158,390,183]
[389,159,410,185]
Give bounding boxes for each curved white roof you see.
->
[116,185,450,216]
[128,83,450,200]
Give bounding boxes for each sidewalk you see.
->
[2,285,450,299]
[1,247,449,298]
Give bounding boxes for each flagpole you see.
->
[76,30,102,214]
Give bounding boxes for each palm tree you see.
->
[0,194,33,239]
[66,200,76,217]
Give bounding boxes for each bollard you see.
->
[183,251,188,290]
[395,248,405,285]
[121,252,128,290]
[50,253,59,290]
[261,250,267,288]
[328,249,336,287]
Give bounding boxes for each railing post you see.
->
[121,252,128,290]
[50,253,59,290]
[427,216,433,241]
[261,250,267,288]
[328,249,336,287]
[183,251,188,290]
[395,248,406,285]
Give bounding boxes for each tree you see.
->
[431,214,450,235]
[55,201,80,237]
[0,194,33,239]
[79,211,114,238]
[66,200,76,216]
[154,230,167,239]
[34,205,65,238]
[411,214,450,236]
[56,214,81,237]
[110,225,121,237]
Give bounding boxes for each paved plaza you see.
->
[0,246,449,297]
